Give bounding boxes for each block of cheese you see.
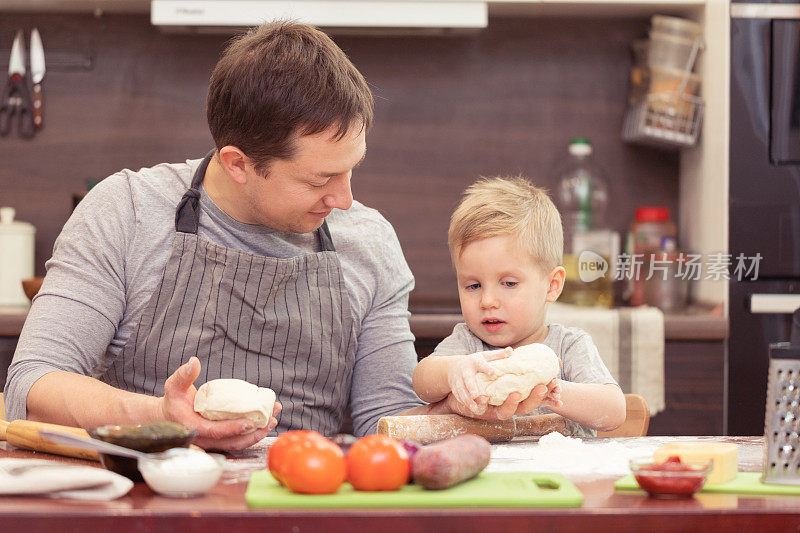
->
[653,441,738,484]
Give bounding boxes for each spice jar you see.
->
[643,246,690,312]
[629,207,677,306]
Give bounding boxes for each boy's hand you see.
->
[540,379,563,409]
[442,391,520,420]
[446,347,513,415]
[514,378,562,415]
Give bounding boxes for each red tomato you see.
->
[346,435,411,491]
[281,437,347,494]
[267,430,328,486]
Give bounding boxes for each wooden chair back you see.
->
[596,393,650,437]
[0,392,5,421]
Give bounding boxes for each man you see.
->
[5,22,542,451]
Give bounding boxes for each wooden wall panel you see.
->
[1,14,680,311]
[647,340,725,436]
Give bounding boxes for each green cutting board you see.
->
[615,472,800,496]
[246,470,583,508]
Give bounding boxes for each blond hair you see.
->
[448,177,563,270]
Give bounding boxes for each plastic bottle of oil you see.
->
[555,138,615,307]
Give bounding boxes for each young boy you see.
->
[412,177,626,436]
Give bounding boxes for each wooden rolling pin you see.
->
[377,413,567,444]
[0,419,99,461]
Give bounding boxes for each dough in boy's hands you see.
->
[476,343,560,406]
[194,378,276,429]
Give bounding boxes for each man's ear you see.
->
[546,266,566,303]
[218,146,252,185]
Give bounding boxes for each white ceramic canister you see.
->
[0,207,35,306]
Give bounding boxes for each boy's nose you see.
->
[480,290,500,309]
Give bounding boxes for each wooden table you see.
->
[1,436,798,532]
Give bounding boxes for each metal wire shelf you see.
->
[622,91,704,150]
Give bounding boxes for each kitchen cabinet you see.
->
[499,0,730,310]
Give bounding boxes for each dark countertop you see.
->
[0,304,728,341]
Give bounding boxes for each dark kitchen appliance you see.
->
[729,2,800,435]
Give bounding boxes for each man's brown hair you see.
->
[207,20,374,174]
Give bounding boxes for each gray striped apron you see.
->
[101,152,357,435]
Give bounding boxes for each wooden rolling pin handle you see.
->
[513,413,567,436]
[378,414,517,444]
[0,419,99,461]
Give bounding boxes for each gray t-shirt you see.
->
[431,322,617,437]
[4,158,424,435]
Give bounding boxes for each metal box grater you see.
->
[762,343,800,485]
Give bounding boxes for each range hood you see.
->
[151,1,488,29]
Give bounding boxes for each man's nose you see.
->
[323,174,353,211]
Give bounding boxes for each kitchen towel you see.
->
[547,302,665,415]
[0,458,133,500]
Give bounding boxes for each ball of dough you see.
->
[475,343,560,406]
[194,379,276,429]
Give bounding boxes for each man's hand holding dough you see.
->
[159,357,281,451]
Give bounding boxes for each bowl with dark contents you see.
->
[88,421,198,481]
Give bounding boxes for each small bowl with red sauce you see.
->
[630,455,713,498]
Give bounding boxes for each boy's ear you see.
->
[546,266,566,303]
[218,146,253,185]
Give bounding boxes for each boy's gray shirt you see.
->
[431,322,618,437]
[4,158,424,435]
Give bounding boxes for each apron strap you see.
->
[175,150,338,252]
[317,219,336,252]
[175,150,215,234]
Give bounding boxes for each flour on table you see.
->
[218,437,276,484]
[486,431,663,480]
